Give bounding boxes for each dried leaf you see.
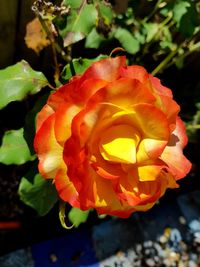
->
[25,17,50,54]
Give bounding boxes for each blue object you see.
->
[32,228,99,267]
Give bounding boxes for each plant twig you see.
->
[143,0,163,23]
[187,124,200,130]
[151,49,177,75]
[32,7,60,81]
[32,1,73,82]
[166,41,200,69]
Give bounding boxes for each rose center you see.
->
[99,124,140,164]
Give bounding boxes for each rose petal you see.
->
[36,104,54,131]
[104,78,156,109]
[99,124,139,164]
[83,56,126,81]
[47,80,78,110]
[149,75,173,97]
[138,164,163,181]
[172,117,188,148]
[55,167,80,207]
[90,149,126,180]
[121,65,149,83]
[54,103,81,145]
[72,78,108,105]
[156,96,180,132]
[161,118,192,180]
[34,114,63,178]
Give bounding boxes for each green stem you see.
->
[143,0,163,23]
[33,9,60,81]
[140,13,173,60]
[167,41,200,69]
[188,41,200,54]
[151,49,177,76]
[59,202,74,230]
[33,6,69,61]
[187,124,200,130]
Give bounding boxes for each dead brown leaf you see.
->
[25,17,50,54]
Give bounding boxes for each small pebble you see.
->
[159,235,168,244]
[194,237,200,244]
[170,229,182,243]
[190,253,198,262]
[179,216,187,225]
[50,253,58,263]
[144,248,151,256]
[145,258,155,266]
[179,241,187,251]
[135,244,142,253]
[169,251,180,261]
[154,255,160,263]
[164,227,171,238]
[126,249,137,263]
[188,260,198,267]
[163,258,173,267]
[181,252,189,261]
[194,232,200,239]
[189,220,200,233]
[133,259,141,267]
[178,260,185,267]
[143,240,153,248]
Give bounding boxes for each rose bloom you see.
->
[34,56,191,218]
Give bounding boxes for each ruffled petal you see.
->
[55,167,80,207]
[99,124,138,164]
[34,114,63,179]
[173,116,189,148]
[161,118,192,180]
[47,81,78,110]
[138,164,163,182]
[149,75,173,97]
[54,103,81,145]
[156,96,180,132]
[103,77,156,109]
[120,65,149,83]
[36,104,54,131]
[83,56,126,81]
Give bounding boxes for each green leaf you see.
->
[85,28,105,49]
[98,2,113,25]
[18,165,58,216]
[24,93,50,155]
[159,26,177,51]
[62,0,82,9]
[160,26,172,42]
[160,41,177,51]
[60,3,98,46]
[0,60,49,109]
[61,55,108,81]
[178,2,198,37]
[68,207,90,228]
[0,128,35,165]
[160,0,198,37]
[160,0,174,17]
[134,30,145,45]
[142,23,159,43]
[173,0,190,26]
[114,28,140,54]
[175,57,184,69]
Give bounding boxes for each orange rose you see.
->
[34,56,191,218]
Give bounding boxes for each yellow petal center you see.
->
[99,124,139,164]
